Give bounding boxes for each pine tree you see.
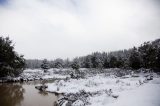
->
[0,36,25,77]
[71,61,80,71]
[41,59,50,72]
[155,46,160,69]
[54,58,64,68]
[84,55,93,68]
[138,42,157,69]
[129,47,141,69]
[109,56,118,68]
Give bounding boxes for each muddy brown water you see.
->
[0,81,60,106]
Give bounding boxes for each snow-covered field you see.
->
[45,69,159,106]
[21,68,160,106]
[106,78,160,106]
[20,68,70,80]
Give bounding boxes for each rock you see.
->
[139,80,143,85]
[56,90,90,106]
[116,80,120,83]
[105,89,113,96]
[35,85,48,91]
[20,78,24,82]
[72,100,85,106]
[146,76,153,81]
[61,101,69,106]
[65,101,72,106]
[105,89,119,98]
[57,97,69,106]
[27,78,34,81]
[34,77,40,80]
[111,94,119,99]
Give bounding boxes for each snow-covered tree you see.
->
[91,52,104,69]
[129,47,141,69]
[54,58,64,68]
[84,55,93,68]
[63,58,71,68]
[41,59,50,72]
[24,38,160,71]
[0,36,25,77]
[109,55,118,68]
[71,61,80,71]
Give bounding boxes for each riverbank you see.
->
[0,68,70,83]
[1,68,160,106]
[43,68,159,106]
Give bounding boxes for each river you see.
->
[0,81,59,106]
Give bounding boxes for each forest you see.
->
[26,38,160,71]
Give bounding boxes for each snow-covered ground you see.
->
[45,70,160,106]
[20,68,70,80]
[46,74,146,93]
[105,78,160,106]
[87,77,160,106]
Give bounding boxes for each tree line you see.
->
[26,38,160,71]
[1,36,159,77]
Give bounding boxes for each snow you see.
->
[23,69,43,73]
[45,71,160,106]
[104,78,160,106]
[72,100,85,106]
[22,68,160,106]
[20,68,69,80]
[88,77,160,106]
[46,74,146,93]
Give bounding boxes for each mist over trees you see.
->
[0,37,25,77]
[25,38,160,71]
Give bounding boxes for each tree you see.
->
[0,36,25,77]
[116,57,124,68]
[129,47,141,69]
[138,42,157,69]
[155,46,160,69]
[91,52,104,69]
[54,58,64,68]
[104,58,109,68]
[71,60,82,79]
[150,39,160,70]
[109,56,118,68]
[24,38,160,71]
[84,55,93,68]
[63,58,70,68]
[41,59,50,72]
[71,61,80,71]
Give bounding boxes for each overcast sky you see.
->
[0,0,160,60]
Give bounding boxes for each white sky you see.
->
[0,0,160,59]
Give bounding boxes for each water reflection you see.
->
[0,80,59,106]
[0,83,25,106]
